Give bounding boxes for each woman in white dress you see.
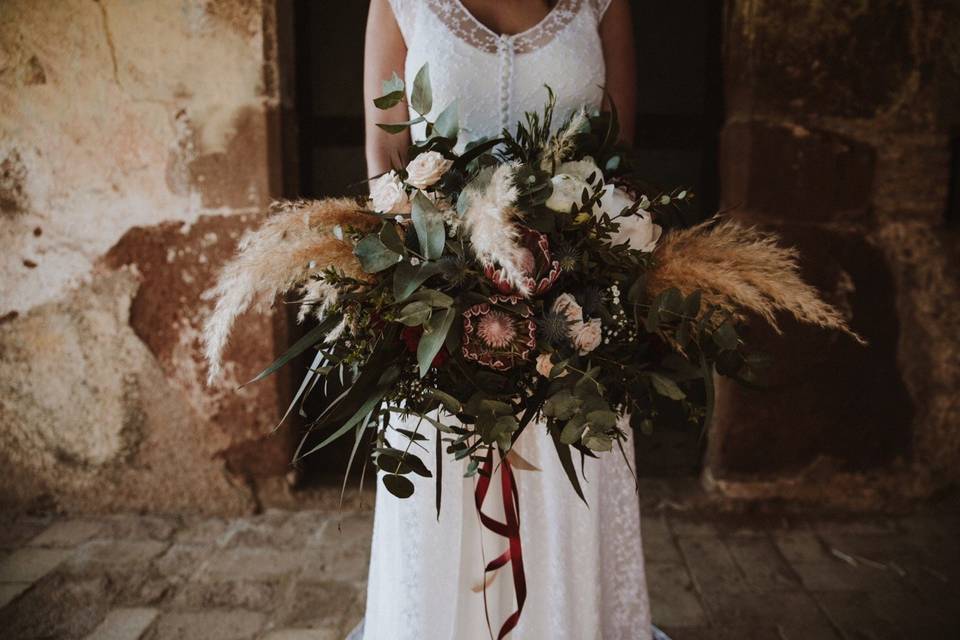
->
[356,2,663,638]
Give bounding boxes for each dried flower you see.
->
[646,218,866,343]
[405,151,453,189]
[461,164,536,296]
[201,198,377,383]
[484,228,561,296]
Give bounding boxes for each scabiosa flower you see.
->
[462,295,537,371]
[484,228,561,296]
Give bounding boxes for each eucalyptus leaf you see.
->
[393,260,442,302]
[355,234,402,273]
[559,416,587,445]
[410,63,432,115]
[434,100,459,139]
[408,288,453,308]
[377,116,425,134]
[383,474,415,499]
[397,300,432,326]
[374,90,405,110]
[417,307,455,377]
[649,372,686,400]
[411,192,446,260]
[426,387,463,413]
[379,222,406,255]
[381,71,404,95]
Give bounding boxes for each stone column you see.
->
[706,0,960,507]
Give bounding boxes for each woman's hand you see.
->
[364,0,412,178]
[599,0,637,146]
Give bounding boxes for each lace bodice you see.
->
[389,0,613,143]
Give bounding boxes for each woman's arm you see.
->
[599,0,637,145]
[364,0,411,178]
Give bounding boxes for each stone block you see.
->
[29,520,103,547]
[724,0,913,119]
[0,515,54,549]
[707,223,913,477]
[675,537,743,594]
[645,562,707,628]
[222,509,328,549]
[0,547,73,583]
[144,610,265,640]
[84,607,159,640]
[174,578,285,612]
[300,514,372,583]
[814,589,960,639]
[726,538,801,592]
[719,121,875,224]
[0,581,30,609]
[0,573,111,639]
[62,540,169,577]
[98,515,179,542]
[280,580,360,629]
[200,547,304,582]
[699,589,841,639]
[641,515,684,565]
[261,630,339,640]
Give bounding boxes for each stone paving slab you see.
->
[0,504,958,639]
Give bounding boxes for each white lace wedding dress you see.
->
[353,2,657,639]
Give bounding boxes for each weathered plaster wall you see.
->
[0,0,292,514]
[707,0,960,507]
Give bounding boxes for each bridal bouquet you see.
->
[203,64,861,636]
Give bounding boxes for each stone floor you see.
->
[1,485,959,640]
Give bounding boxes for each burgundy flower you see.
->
[400,325,449,368]
[484,228,561,297]
[462,295,537,371]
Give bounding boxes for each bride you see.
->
[355,1,664,638]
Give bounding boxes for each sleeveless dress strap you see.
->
[589,0,614,20]
[387,0,417,44]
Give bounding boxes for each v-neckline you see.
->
[453,0,567,41]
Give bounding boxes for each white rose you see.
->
[571,318,602,355]
[405,151,453,189]
[594,185,662,253]
[551,293,583,324]
[545,174,589,212]
[369,171,410,214]
[592,184,633,219]
[555,157,602,183]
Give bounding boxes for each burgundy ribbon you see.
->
[475,447,526,640]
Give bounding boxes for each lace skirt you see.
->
[354,418,657,640]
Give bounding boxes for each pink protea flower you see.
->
[484,228,561,297]
[462,295,537,371]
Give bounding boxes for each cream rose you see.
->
[405,151,453,189]
[571,318,602,354]
[551,293,583,324]
[369,171,410,214]
[594,185,662,253]
[555,157,601,183]
[545,174,589,212]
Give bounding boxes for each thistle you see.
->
[538,311,571,344]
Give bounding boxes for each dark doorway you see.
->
[284,0,724,482]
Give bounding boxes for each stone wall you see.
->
[707,0,960,507]
[0,0,293,514]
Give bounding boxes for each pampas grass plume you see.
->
[202,198,377,384]
[647,218,866,344]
